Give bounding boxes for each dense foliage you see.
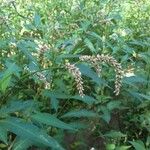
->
[0,0,150,149]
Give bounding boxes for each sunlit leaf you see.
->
[0,74,11,93]
[84,38,96,53]
[115,145,131,150]
[129,141,146,150]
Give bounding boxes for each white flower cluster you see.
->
[65,62,84,97]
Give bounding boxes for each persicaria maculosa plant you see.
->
[64,54,123,97]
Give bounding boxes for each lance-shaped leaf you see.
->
[78,64,106,86]
[71,95,96,105]
[31,112,75,130]
[61,109,99,118]
[0,100,37,115]
[129,141,146,150]
[84,38,96,53]
[104,130,126,138]
[0,117,64,150]
[0,126,7,144]
[13,138,31,150]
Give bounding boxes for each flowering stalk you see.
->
[80,55,102,75]
[65,62,84,97]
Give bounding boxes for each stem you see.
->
[11,2,27,19]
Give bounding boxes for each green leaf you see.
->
[17,41,38,69]
[84,38,96,53]
[0,118,64,150]
[31,112,75,130]
[13,138,31,150]
[44,91,96,105]
[115,145,131,150]
[107,101,121,111]
[71,95,96,105]
[0,100,37,116]
[128,91,150,101]
[0,62,17,93]
[146,136,150,147]
[88,31,114,50]
[0,40,8,49]
[106,143,116,150]
[51,97,59,111]
[78,64,106,86]
[129,141,146,150]
[57,54,80,60]
[68,122,88,129]
[0,126,7,144]
[100,106,111,123]
[61,109,99,118]
[5,61,21,77]
[80,21,91,31]
[139,52,150,64]
[0,74,11,93]
[123,76,147,85]
[43,90,70,99]
[0,143,7,149]
[104,130,126,138]
[130,40,145,47]
[88,32,102,41]
[34,13,41,28]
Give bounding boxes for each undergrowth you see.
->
[0,0,150,149]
